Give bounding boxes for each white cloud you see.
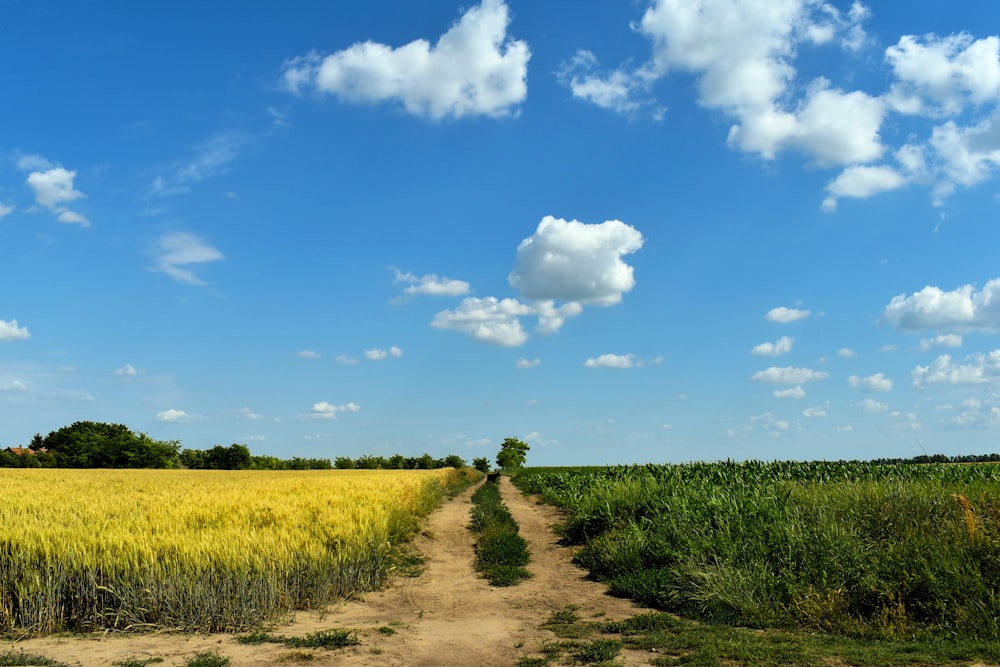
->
[752,366,830,384]
[298,350,320,359]
[855,398,889,413]
[750,412,791,436]
[928,111,1000,203]
[0,319,30,342]
[847,372,893,392]
[516,357,540,369]
[431,296,531,346]
[23,165,90,227]
[803,405,827,418]
[394,269,471,297]
[304,401,361,419]
[568,0,884,166]
[557,50,663,118]
[365,346,404,360]
[835,424,855,432]
[821,164,907,211]
[151,132,249,196]
[920,334,963,350]
[773,385,806,399]
[885,33,1000,117]
[838,347,857,358]
[883,278,1000,332]
[509,216,644,306]
[0,203,14,219]
[584,353,636,369]
[911,350,1000,387]
[155,409,191,423]
[335,354,359,364]
[765,306,811,323]
[150,232,224,285]
[113,363,142,376]
[751,335,794,357]
[0,379,28,392]
[282,0,529,120]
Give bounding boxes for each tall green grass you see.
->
[470,479,531,586]
[514,461,1000,639]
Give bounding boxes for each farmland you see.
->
[0,467,475,635]
[513,460,1000,641]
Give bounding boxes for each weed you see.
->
[377,625,396,635]
[182,653,229,667]
[274,652,314,663]
[0,652,66,667]
[112,659,163,667]
[236,629,359,650]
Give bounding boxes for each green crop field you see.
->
[513,460,1000,640]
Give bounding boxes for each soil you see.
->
[6,477,653,666]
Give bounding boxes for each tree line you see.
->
[0,421,481,471]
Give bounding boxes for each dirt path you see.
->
[7,478,650,666]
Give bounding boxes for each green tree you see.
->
[42,421,180,468]
[472,456,491,474]
[495,437,529,470]
[443,454,466,469]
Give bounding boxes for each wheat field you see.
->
[0,467,469,635]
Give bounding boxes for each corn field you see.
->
[0,468,469,635]
[514,461,1000,640]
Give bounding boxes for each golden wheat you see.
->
[0,468,463,635]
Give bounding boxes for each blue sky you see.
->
[4,0,1000,466]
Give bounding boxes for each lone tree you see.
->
[496,437,530,470]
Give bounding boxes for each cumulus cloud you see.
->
[584,353,636,369]
[821,164,907,211]
[751,412,791,436]
[509,216,644,306]
[847,372,893,392]
[431,296,532,346]
[394,269,471,297]
[773,385,806,399]
[282,0,529,120]
[155,409,191,423]
[557,50,664,118]
[304,401,361,419]
[928,111,1000,203]
[752,366,830,384]
[751,336,794,357]
[365,346,403,360]
[0,203,14,220]
[150,232,224,285]
[920,334,963,350]
[298,350,320,359]
[113,363,142,376]
[803,406,827,418]
[885,33,1000,117]
[765,306,811,323]
[21,162,90,227]
[566,0,883,167]
[838,348,858,358]
[855,398,889,413]
[883,278,1000,332]
[0,379,28,392]
[911,350,1000,386]
[516,357,540,369]
[335,354,359,364]
[0,319,30,342]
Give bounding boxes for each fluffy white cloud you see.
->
[751,335,794,356]
[0,379,28,392]
[304,401,361,419]
[752,366,830,384]
[155,409,191,423]
[765,306,811,323]
[886,33,1000,117]
[113,363,142,376]
[516,357,540,369]
[569,0,883,166]
[773,385,805,399]
[282,0,529,120]
[911,350,1000,386]
[557,50,662,117]
[431,296,532,346]
[920,334,963,350]
[509,216,644,306]
[150,232,224,285]
[365,346,403,360]
[584,353,636,369]
[0,203,14,219]
[335,354,359,364]
[928,112,1000,203]
[855,398,889,413]
[394,269,471,297]
[847,372,893,392]
[821,164,907,211]
[838,347,857,358]
[0,319,30,342]
[803,405,827,418]
[883,278,1000,332]
[751,412,791,436]
[23,165,90,227]
[298,350,320,359]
